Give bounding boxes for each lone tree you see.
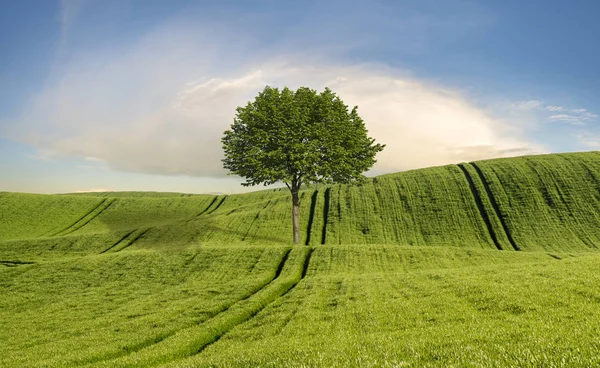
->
[222,86,384,244]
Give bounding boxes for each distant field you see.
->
[2,151,600,366]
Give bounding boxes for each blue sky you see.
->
[1,0,599,194]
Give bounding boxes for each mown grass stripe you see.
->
[471,162,520,251]
[458,164,503,250]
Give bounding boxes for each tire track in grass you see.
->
[93,248,310,367]
[112,229,150,252]
[189,247,311,357]
[305,191,319,245]
[47,198,116,237]
[273,247,315,334]
[321,187,331,244]
[0,260,35,267]
[100,229,149,254]
[77,248,293,367]
[204,196,228,215]
[458,164,503,250]
[188,196,219,221]
[100,231,135,254]
[301,247,314,279]
[470,162,520,251]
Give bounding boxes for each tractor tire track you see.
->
[321,187,331,244]
[271,247,315,335]
[112,229,150,253]
[79,249,294,367]
[100,231,135,254]
[470,163,520,251]
[188,196,219,222]
[204,196,228,215]
[191,247,311,357]
[301,247,314,279]
[47,198,116,237]
[458,164,503,250]
[99,228,149,254]
[0,260,35,267]
[305,191,319,245]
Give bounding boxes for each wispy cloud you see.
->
[575,132,600,148]
[548,113,598,125]
[508,100,598,126]
[74,188,111,193]
[59,0,88,48]
[510,100,544,110]
[548,110,598,125]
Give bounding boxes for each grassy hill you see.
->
[3,151,600,253]
[2,151,600,366]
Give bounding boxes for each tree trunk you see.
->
[291,188,300,245]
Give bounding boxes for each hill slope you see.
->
[2,151,600,254]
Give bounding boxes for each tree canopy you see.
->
[222,85,384,244]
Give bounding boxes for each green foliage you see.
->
[222,85,384,187]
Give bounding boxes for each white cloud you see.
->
[549,114,585,124]
[4,19,545,180]
[575,133,600,148]
[548,111,598,126]
[506,102,598,126]
[74,188,111,193]
[511,100,543,110]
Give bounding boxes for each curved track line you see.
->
[188,196,219,221]
[204,196,228,215]
[470,163,520,251]
[0,260,35,267]
[191,248,310,357]
[48,199,116,237]
[321,188,331,244]
[100,231,135,254]
[81,249,293,367]
[305,190,319,245]
[458,164,503,250]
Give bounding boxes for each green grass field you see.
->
[3,151,600,366]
